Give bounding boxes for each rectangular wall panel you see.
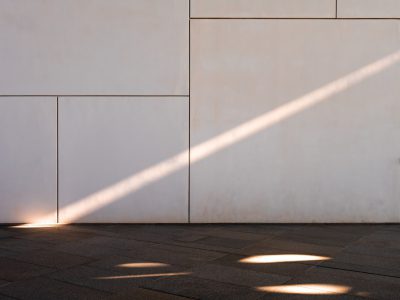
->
[0,98,57,223]
[338,0,400,18]
[59,97,188,223]
[0,0,188,95]
[191,0,336,18]
[190,20,400,223]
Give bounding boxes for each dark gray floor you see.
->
[0,224,400,299]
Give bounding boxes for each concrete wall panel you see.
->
[191,0,336,18]
[338,0,400,18]
[0,0,188,95]
[0,2,399,224]
[59,97,188,223]
[0,98,57,223]
[190,20,400,223]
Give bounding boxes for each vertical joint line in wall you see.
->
[56,96,59,223]
[336,0,338,18]
[188,0,191,224]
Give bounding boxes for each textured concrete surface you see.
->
[1,1,399,224]
[0,98,57,224]
[58,97,189,223]
[338,0,400,18]
[0,0,189,95]
[1,224,400,299]
[190,19,400,223]
[191,0,336,18]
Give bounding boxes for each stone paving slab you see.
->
[212,253,313,278]
[49,264,160,293]
[320,252,400,277]
[0,230,12,239]
[87,254,190,279]
[16,230,96,245]
[0,249,16,258]
[188,263,290,287]
[0,224,399,299]
[108,288,192,300]
[254,238,343,256]
[0,295,17,300]
[0,237,53,253]
[141,275,263,300]
[123,244,224,268]
[285,266,400,300]
[0,277,111,300]
[343,242,400,259]
[49,263,193,299]
[274,228,363,247]
[355,230,400,249]
[0,257,55,281]
[53,238,136,259]
[9,249,93,269]
[191,236,257,249]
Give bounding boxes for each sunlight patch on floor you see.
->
[239,254,331,264]
[116,262,170,268]
[257,284,351,295]
[95,272,191,280]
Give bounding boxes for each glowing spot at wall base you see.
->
[12,223,64,229]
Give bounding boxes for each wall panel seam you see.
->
[56,96,59,223]
[0,95,190,97]
[188,0,191,224]
[190,17,400,20]
[336,0,338,18]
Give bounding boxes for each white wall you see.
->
[0,98,57,223]
[0,0,399,223]
[0,0,189,223]
[58,97,188,223]
[190,20,400,223]
[0,0,189,95]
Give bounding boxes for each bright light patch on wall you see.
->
[17,49,400,225]
[257,284,351,295]
[116,262,169,268]
[239,254,331,264]
[60,152,188,223]
[190,49,400,163]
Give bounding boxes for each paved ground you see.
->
[0,224,400,299]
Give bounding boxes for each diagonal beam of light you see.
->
[27,49,400,224]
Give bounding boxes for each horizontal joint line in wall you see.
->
[190,17,400,20]
[0,95,190,97]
